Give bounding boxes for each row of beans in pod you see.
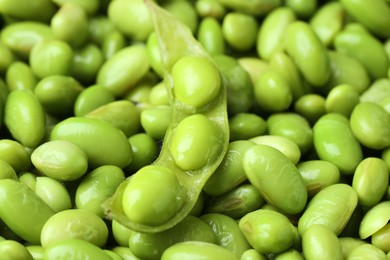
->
[0,0,390,259]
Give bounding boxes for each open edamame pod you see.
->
[102,0,229,233]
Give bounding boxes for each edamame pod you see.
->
[285,21,331,87]
[4,89,46,148]
[50,117,133,169]
[0,179,55,244]
[298,183,358,236]
[243,144,307,214]
[104,1,229,233]
[313,113,362,174]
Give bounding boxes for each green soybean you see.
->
[34,75,84,117]
[31,140,88,181]
[103,1,229,233]
[0,179,55,244]
[256,7,296,61]
[213,55,254,115]
[267,112,313,154]
[162,0,198,34]
[352,157,389,207]
[125,133,159,174]
[204,140,255,196]
[75,165,125,218]
[325,84,360,117]
[0,240,33,260]
[360,78,390,104]
[201,213,251,257]
[88,16,117,46]
[350,102,390,150]
[4,89,46,148]
[111,219,134,247]
[195,0,226,19]
[229,113,267,141]
[347,243,387,260]
[73,85,115,117]
[101,31,127,60]
[40,209,108,248]
[146,32,164,77]
[334,27,389,80]
[222,12,258,52]
[107,0,153,42]
[140,105,172,140]
[121,165,186,226]
[0,21,55,58]
[162,241,237,260]
[239,209,300,254]
[243,144,307,214]
[51,0,100,16]
[285,0,317,18]
[275,249,304,260]
[171,56,221,109]
[71,44,104,84]
[35,176,72,212]
[294,93,326,124]
[215,0,281,16]
[5,61,37,92]
[298,183,358,236]
[285,21,331,87]
[339,237,367,259]
[29,40,74,79]
[50,117,133,169]
[149,82,169,106]
[297,160,340,197]
[26,245,44,260]
[128,215,218,260]
[110,246,140,260]
[0,160,17,180]
[340,0,390,38]
[97,44,150,97]
[309,2,345,46]
[198,17,225,56]
[371,223,390,254]
[204,184,265,219]
[326,51,370,94]
[240,249,268,260]
[302,224,343,260]
[269,51,308,100]
[0,0,56,23]
[313,113,363,174]
[50,2,89,47]
[359,201,390,240]
[44,239,111,260]
[254,70,293,112]
[249,135,301,164]
[85,100,141,137]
